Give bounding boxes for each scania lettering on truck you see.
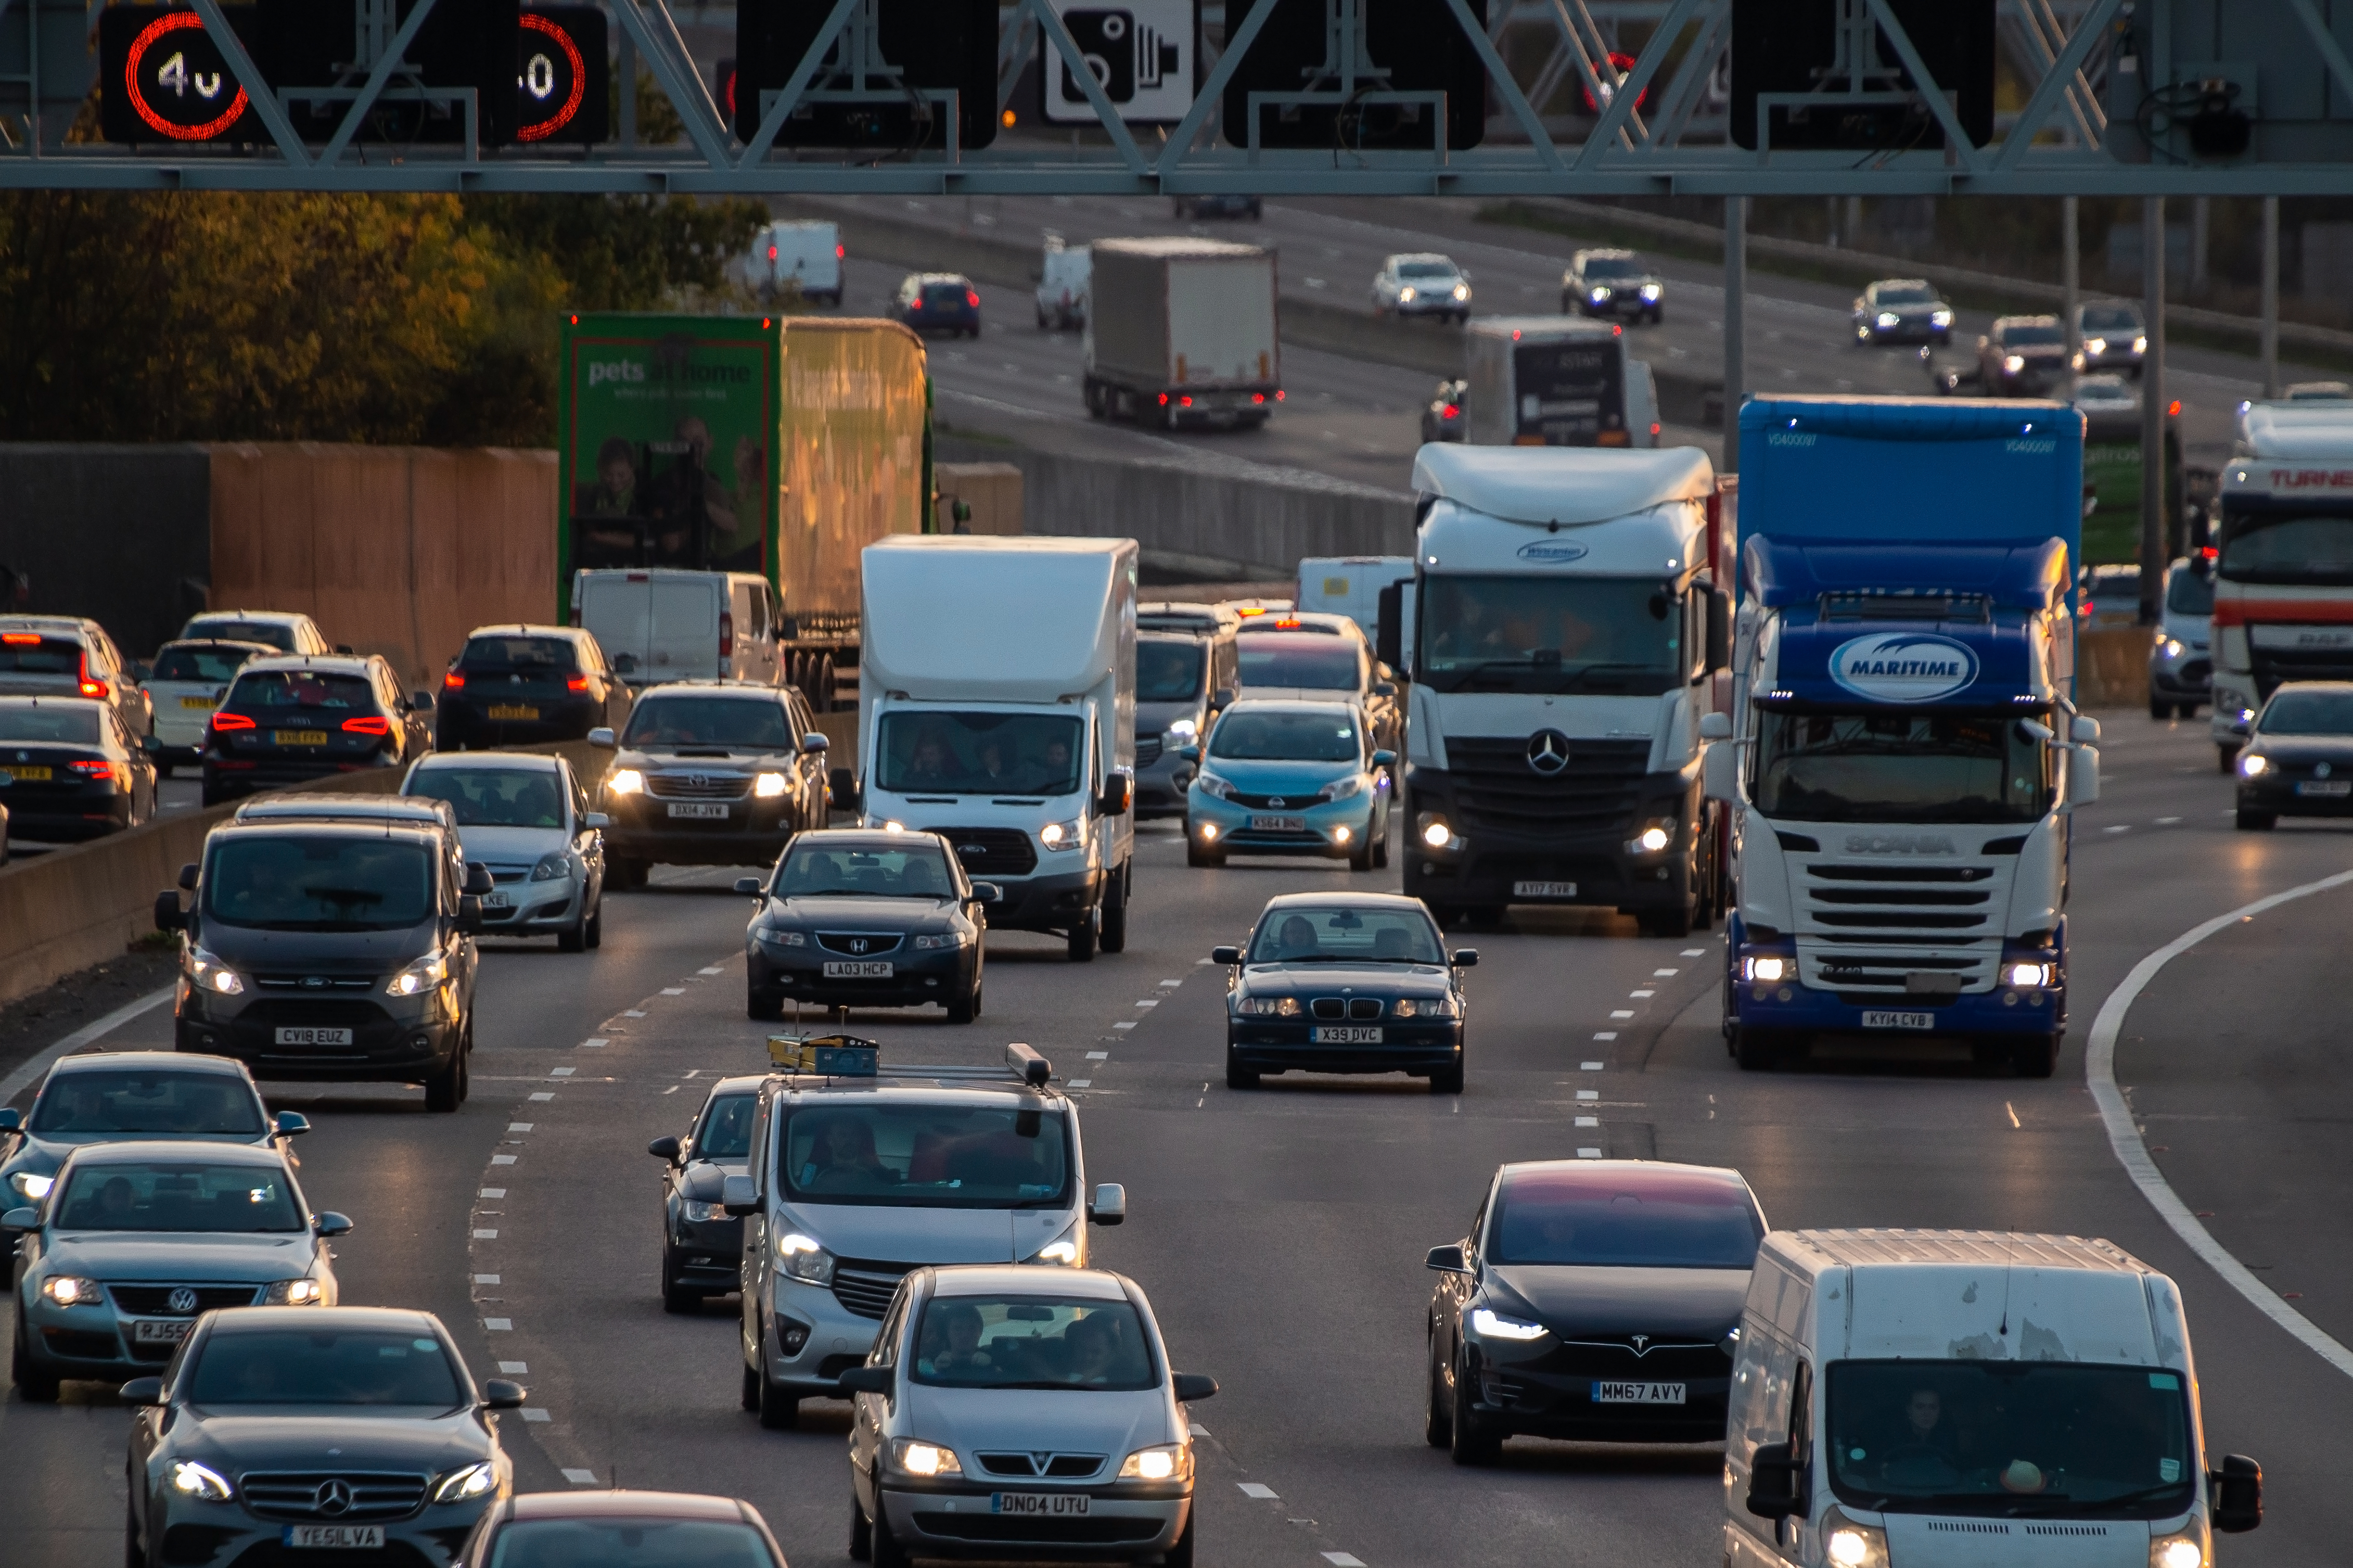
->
[1726,1229,2263,1568]
[2209,399,2353,767]
[1710,397,2097,1078]
[1462,317,1659,449]
[1378,444,1733,935]
[855,537,1138,962]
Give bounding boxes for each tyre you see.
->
[1428,1057,1464,1095]
[661,1248,701,1315]
[1186,841,1224,868]
[1163,1509,1196,1568]
[2218,746,2239,775]
[871,1494,912,1568]
[1225,1048,1260,1091]
[1423,1337,1453,1447]
[557,912,587,953]
[2235,808,2276,831]
[741,1358,762,1412]
[1639,905,1693,939]
[757,1348,800,1430]
[946,980,979,1025]
[1373,831,1390,869]
[1348,835,1374,871]
[1448,1355,1502,1464]
[1100,893,1128,954]
[748,987,784,1022]
[850,1498,873,1562]
[585,903,602,949]
[13,1316,60,1403]
[1067,909,1097,963]
[1732,1026,1781,1072]
[610,857,648,889]
[2151,696,2171,720]
[2013,1031,2061,1079]
[155,760,173,780]
[424,1042,463,1113]
[125,1498,144,1568]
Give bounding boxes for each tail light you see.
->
[77,654,107,700]
[835,243,845,258]
[1180,395,1193,407]
[1441,403,1460,418]
[1274,390,1284,400]
[210,712,257,732]
[443,670,466,690]
[719,611,734,660]
[967,291,980,308]
[0,632,37,646]
[1252,393,1266,404]
[767,245,779,261]
[67,759,112,777]
[910,299,923,310]
[341,715,392,736]
[1157,393,1170,406]
[567,676,591,692]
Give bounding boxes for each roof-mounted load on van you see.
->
[762,1035,1055,1087]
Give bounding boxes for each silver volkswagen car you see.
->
[403,751,609,950]
[839,1265,1217,1567]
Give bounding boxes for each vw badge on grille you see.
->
[167,1286,198,1313]
[1526,729,1572,775]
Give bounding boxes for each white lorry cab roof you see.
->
[1411,443,1714,528]
[2232,399,2353,461]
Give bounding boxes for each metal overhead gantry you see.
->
[0,0,2350,193]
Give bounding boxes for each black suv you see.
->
[200,655,433,806]
[593,680,830,886]
[155,816,489,1112]
[436,624,630,750]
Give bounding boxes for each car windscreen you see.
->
[0,636,82,675]
[1875,285,1936,305]
[2080,305,2141,331]
[1249,905,1443,964]
[2003,323,2065,346]
[1398,259,1457,279]
[53,1160,304,1232]
[488,1521,779,1568]
[778,1103,1070,1209]
[1138,640,1206,703]
[921,280,974,302]
[2259,689,2353,735]
[623,696,791,751]
[153,645,261,683]
[30,1069,264,1135]
[1416,575,1681,694]
[189,1327,463,1406]
[204,836,438,931]
[910,1296,1157,1390]
[1581,257,1643,280]
[2165,570,2214,616]
[461,635,579,673]
[2218,506,2353,586]
[1825,1361,2193,1516]
[1488,1168,1761,1268]
[875,712,1084,796]
[697,1094,757,1160]
[407,767,567,828]
[772,842,955,898]
[1237,635,1359,690]
[1752,710,2052,824]
[0,705,99,744]
[227,671,376,713]
[1210,709,1361,763]
[187,620,298,651]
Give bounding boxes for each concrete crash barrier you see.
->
[2077,626,2154,709]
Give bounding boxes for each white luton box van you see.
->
[1726,1230,2263,1568]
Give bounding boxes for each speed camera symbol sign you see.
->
[1045,0,1194,125]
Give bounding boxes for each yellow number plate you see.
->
[2,765,51,781]
[274,730,330,746]
[180,695,217,709]
[486,704,539,721]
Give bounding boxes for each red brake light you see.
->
[768,245,779,260]
[719,611,734,660]
[967,291,981,308]
[567,676,591,692]
[1252,393,1266,404]
[1180,396,1193,407]
[2201,546,2219,559]
[1612,323,1623,336]
[443,670,466,689]
[341,715,392,736]
[1442,403,1460,418]
[1274,390,1284,400]
[210,712,256,731]
[67,759,112,777]
[2168,399,2182,417]
[836,243,845,258]
[910,299,923,309]
[1157,394,1170,405]
[0,632,37,645]
[79,679,107,699]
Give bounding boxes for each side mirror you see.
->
[457,896,485,936]
[1176,746,1200,762]
[836,1364,892,1397]
[1451,949,1479,968]
[2211,1454,2263,1533]
[1745,1440,1805,1520]
[1705,587,1732,672]
[830,767,861,813]
[1372,748,1396,768]
[1088,1182,1126,1226]
[314,1212,353,1238]
[154,891,184,933]
[1699,712,1732,741]
[464,862,495,897]
[1210,687,1235,713]
[586,727,618,750]
[1097,771,1132,817]
[1171,1372,1219,1403]
[0,1107,19,1134]
[178,862,199,891]
[334,644,356,656]
[584,812,610,830]
[721,1173,760,1217]
[274,1111,310,1138]
[2,1206,39,1233]
[969,881,1001,905]
[1373,680,1397,698]
[648,1135,683,1164]
[1704,740,1739,803]
[801,732,830,752]
[481,1378,527,1411]
[2070,714,2102,744]
[1376,582,1405,670]
[143,734,162,754]
[2067,746,2101,807]
[733,877,764,897]
[1425,1244,1469,1273]
[119,1377,165,1406]
[410,690,434,711]
[1210,945,1243,965]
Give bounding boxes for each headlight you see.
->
[1235,995,1301,1017]
[529,851,569,882]
[1822,1508,1890,1568]
[2004,961,2056,988]
[1024,1227,1081,1266]
[431,1461,497,1505]
[607,768,644,795]
[759,927,808,947]
[2085,336,2108,356]
[1875,312,1900,328]
[888,1439,962,1477]
[1589,286,1611,303]
[1469,1307,1547,1342]
[754,771,788,798]
[1319,774,1364,802]
[681,1199,725,1222]
[1195,772,1236,801]
[2133,334,2148,354]
[1119,1443,1192,1482]
[2004,354,2026,372]
[912,930,971,950]
[1453,283,1470,300]
[386,950,449,998]
[1393,995,1458,1018]
[10,1171,54,1201]
[2161,637,2184,658]
[2240,754,2269,777]
[264,1278,325,1306]
[187,950,244,996]
[1739,955,1788,983]
[1931,308,1953,325]
[1163,717,1198,747]
[2150,1532,2206,1568]
[1399,286,1416,301]
[1639,283,1661,300]
[1629,824,1671,853]
[1417,813,1460,850]
[1039,819,1082,851]
[776,1231,835,1284]
[169,1461,234,1502]
[40,1275,103,1307]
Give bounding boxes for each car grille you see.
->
[911,1515,1162,1545]
[648,771,750,801]
[478,864,533,886]
[1792,855,2010,996]
[1443,736,1649,835]
[939,827,1038,877]
[238,1471,429,1523]
[252,975,376,993]
[226,1540,441,1568]
[108,1284,261,1315]
[1309,997,1384,1020]
[1549,1340,1729,1379]
[1136,735,1163,766]
[976,1453,1104,1478]
[830,1258,913,1320]
[2178,658,2211,685]
[1230,789,1318,810]
[816,932,904,956]
[2253,646,2353,696]
[241,999,393,1030]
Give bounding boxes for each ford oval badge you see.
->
[1829,633,1980,703]
[1515,538,1589,563]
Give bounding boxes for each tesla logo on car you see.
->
[167,1287,198,1313]
[1629,1333,1650,1351]
[313,1478,353,1516]
[1526,730,1572,775]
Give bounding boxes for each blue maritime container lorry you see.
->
[1705,398,2101,1078]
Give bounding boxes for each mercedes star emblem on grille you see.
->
[167,1287,198,1313]
[1526,729,1572,775]
[314,1478,353,1516]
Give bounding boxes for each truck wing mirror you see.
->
[830,767,861,813]
[1698,712,1732,741]
[2067,747,2101,807]
[154,892,184,932]
[587,727,617,749]
[1097,771,1132,817]
[1705,587,1732,673]
[2210,1454,2262,1533]
[1744,1441,1805,1520]
[1704,741,1740,803]
[2069,714,2101,744]
[1376,582,1406,672]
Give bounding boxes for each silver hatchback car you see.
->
[840,1264,1217,1567]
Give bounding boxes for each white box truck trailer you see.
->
[1083,236,1279,431]
[1464,317,1658,449]
[854,537,1138,960]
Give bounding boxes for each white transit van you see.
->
[1294,555,1412,640]
[573,568,783,690]
[1726,1230,2262,1568]
[740,219,843,306]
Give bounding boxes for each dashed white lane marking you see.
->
[2104,825,2130,834]
[508,1122,535,1133]
[1087,1051,1109,1060]
[1681,948,1706,956]
[622,1009,647,1018]
[474,1228,499,1239]
[562,1469,599,1485]
[1580,1060,1605,1071]
[1238,1482,1279,1500]
[580,1038,608,1049]
[522,1409,553,1423]
[662,1086,680,1095]
[1577,1147,1603,1159]
[1195,957,1213,965]
[1576,1117,1600,1128]
[480,1188,506,1198]
[2005,1102,2021,1129]
[699,966,726,975]
[1324,1555,1367,1566]
[1069,1080,1092,1089]
[549,1066,576,1077]
[1576,1091,1599,1101]
[1159,979,1183,988]
[1610,1010,1634,1019]
[1136,999,1159,1008]
[1653,968,1679,977]
[529,1092,554,1102]
[491,1154,517,1165]
[475,1274,500,1285]
[1592,1031,1617,1041]
[661,988,686,996]
[2157,816,2182,825]
[1629,989,1655,998]
[1112,1021,1138,1031]
[1188,1421,1210,1436]
[499,1360,527,1373]
[484,1318,513,1331]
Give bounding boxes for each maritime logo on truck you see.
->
[1516,539,1589,563]
[1829,633,1980,702]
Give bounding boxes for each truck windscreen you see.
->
[1415,575,1680,695]
[1824,1360,2193,1518]
[2218,503,2353,585]
[1752,711,2051,824]
[1512,339,1624,445]
[878,713,1085,797]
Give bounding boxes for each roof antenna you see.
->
[1997,1232,2016,1340]
[610,1464,620,1490]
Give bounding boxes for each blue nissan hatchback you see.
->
[1181,698,1393,870]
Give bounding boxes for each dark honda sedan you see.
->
[648,1075,759,1312]
[200,655,433,806]
[2236,682,2353,829]
[1424,1159,1766,1463]
[736,829,995,1023]
[0,695,155,841]
[1215,893,1472,1093]
[435,624,629,750]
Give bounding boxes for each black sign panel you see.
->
[100,5,263,144]
[1219,0,1485,152]
[1512,339,1626,447]
[517,6,608,143]
[1730,0,1993,151]
[256,0,521,145]
[734,0,998,150]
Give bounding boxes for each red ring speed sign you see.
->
[124,10,250,142]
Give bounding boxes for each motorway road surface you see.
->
[10,712,2353,1567]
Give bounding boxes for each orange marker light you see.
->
[1001,109,1015,127]
[1,633,38,645]
[443,671,466,690]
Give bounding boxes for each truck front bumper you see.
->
[1400,772,1695,914]
[1724,917,2066,1039]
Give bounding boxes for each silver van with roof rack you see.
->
[721,1041,1125,1430]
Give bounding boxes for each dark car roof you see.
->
[210,818,444,847]
[46,1050,252,1080]
[505,1491,753,1522]
[206,1305,441,1336]
[64,1138,286,1169]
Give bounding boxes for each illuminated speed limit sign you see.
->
[99,4,262,144]
[517,7,609,144]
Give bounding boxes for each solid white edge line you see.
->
[0,984,177,1105]
[2087,865,2353,1380]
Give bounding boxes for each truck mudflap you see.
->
[1723,912,2067,1054]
